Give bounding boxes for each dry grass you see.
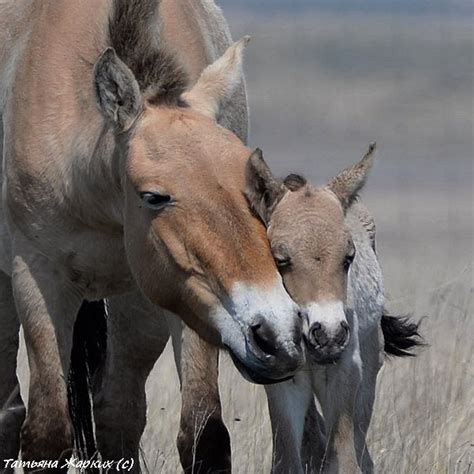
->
[368,267,473,473]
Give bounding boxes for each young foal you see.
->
[251,144,382,473]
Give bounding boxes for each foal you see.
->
[248,143,382,473]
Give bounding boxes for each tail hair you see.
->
[381,313,424,357]
[68,300,108,460]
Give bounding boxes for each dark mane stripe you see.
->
[109,0,189,104]
[283,173,307,191]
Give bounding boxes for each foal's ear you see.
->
[327,143,376,211]
[93,48,142,132]
[184,36,250,120]
[245,149,286,225]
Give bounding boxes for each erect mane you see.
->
[109,0,189,105]
[283,173,307,191]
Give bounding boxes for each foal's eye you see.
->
[274,255,292,269]
[140,192,172,210]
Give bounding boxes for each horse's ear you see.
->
[93,48,142,132]
[327,143,376,211]
[184,36,250,120]
[245,148,286,225]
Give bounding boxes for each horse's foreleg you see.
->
[0,270,25,471]
[93,291,169,470]
[265,371,313,474]
[170,320,231,473]
[11,241,83,467]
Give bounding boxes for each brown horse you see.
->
[0,0,305,467]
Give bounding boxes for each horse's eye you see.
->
[275,255,292,269]
[140,192,172,210]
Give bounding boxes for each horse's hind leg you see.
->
[93,290,170,470]
[170,320,231,473]
[0,270,25,470]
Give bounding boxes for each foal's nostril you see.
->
[335,321,350,346]
[310,322,329,347]
[250,322,278,356]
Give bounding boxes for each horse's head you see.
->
[246,144,376,364]
[92,39,304,383]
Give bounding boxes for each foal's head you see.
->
[246,144,376,363]
[92,39,304,383]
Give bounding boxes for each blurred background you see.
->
[140,2,473,472]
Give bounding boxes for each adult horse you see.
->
[0,0,305,467]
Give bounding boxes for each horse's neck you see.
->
[65,120,125,231]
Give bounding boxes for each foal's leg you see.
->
[93,291,169,469]
[265,371,314,474]
[0,270,25,470]
[313,348,362,474]
[11,239,83,465]
[170,320,231,473]
[300,397,327,473]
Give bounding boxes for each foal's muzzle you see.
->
[306,320,350,364]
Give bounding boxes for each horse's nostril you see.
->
[250,322,278,356]
[293,327,302,346]
[340,321,349,331]
[297,310,307,320]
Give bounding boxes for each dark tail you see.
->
[68,300,107,460]
[381,313,424,357]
